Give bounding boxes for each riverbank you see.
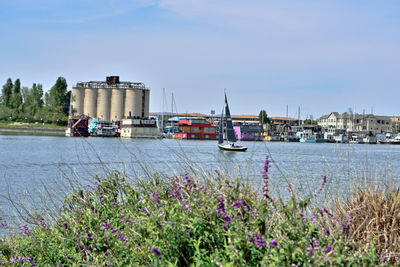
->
[0,122,65,136]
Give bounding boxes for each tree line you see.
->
[0,77,71,125]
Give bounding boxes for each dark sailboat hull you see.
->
[218,143,247,152]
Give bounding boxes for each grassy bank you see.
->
[0,156,397,266]
[0,122,65,136]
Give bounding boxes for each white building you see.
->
[318,112,393,135]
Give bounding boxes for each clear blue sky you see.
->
[1,0,399,119]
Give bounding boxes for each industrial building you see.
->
[71,76,150,121]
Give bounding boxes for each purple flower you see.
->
[312,237,320,251]
[19,224,31,236]
[0,217,7,228]
[247,233,266,248]
[347,213,353,225]
[313,175,327,196]
[324,228,330,236]
[261,156,272,200]
[325,246,332,254]
[182,173,194,189]
[141,207,151,217]
[306,247,313,257]
[270,240,278,248]
[152,190,161,206]
[215,195,233,228]
[311,212,317,222]
[168,177,190,210]
[322,206,334,217]
[151,247,162,259]
[38,218,48,230]
[110,202,119,206]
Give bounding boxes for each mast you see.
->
[286,104,288,118]
[161,88,165,133]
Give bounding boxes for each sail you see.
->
[224,93,237,143]
[218,108,224,144]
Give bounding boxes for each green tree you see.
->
[259,110,271,124]
[1,78,13,108]
[33,83,44,109]
[12,78,23,111]
[46,77,69,115]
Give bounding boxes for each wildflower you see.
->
[110,202,119,206]
[0,217,6,228]
[152,190,161,206]
[313,175,327,196]
[215,195,233,229]
[141,207,151,217]
[158,209,164,217]
[182,173,194,189]
[247,233,266,248]
[347,213,353,225]
[311,212,317,222]
[38,218,49,230]
[19,224,31,236]
[324,228,330,236]
[312,237,320,251]
[168,177,190,210]
[261,156,272,200]
[151,247,162,259]
[342,213,353,235]
[306,247,313,257]
[322,206,334,217]
[270,240,278,248]
[325,246,332,254]
[231,198,258,217]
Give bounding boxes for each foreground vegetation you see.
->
[0,157,398,266]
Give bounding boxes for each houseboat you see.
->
[66,115,90,137]
[88,119,117,137]
[120,117,160,138]
[173,117,218,140]
[234,124,263,141]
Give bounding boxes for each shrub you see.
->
[0,157,383,266]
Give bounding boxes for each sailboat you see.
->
[218,92,248,152]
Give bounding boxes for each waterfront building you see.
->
[71,76,150,121]
[318,112,393,135]
[173,117,218,140]
[271,117,301,126]
[120,118,159,138]
[234,124,264,141]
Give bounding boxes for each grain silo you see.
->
[110,88,124,121]
[83,87,97,118]
[71,76,150,121]
[124,89,137,118]
[143,89,150,118]
[71,87,84,115]
[97,88,111,121]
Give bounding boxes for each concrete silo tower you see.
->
[71,76,150,121]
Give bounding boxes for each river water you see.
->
[1,135,400,228]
